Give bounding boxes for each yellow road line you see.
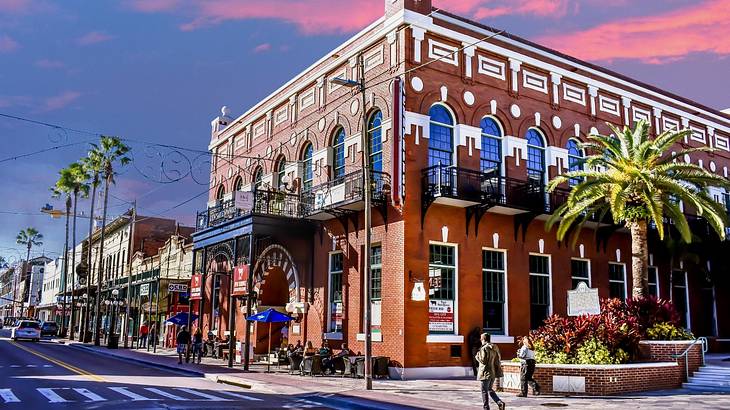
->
[9,341,105,382]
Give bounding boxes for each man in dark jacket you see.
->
[176,326,191,365]
[475,333,505,410]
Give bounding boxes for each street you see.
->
[0,331,390,409]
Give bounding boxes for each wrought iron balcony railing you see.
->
[196,189,303,231]
[302,169,391,216]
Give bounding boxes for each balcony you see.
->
[196,189,303,231]
[303,169,391,221]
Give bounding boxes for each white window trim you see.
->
[673,270,692,331]
[480,116,505,178]
[482,247,509,337]
[609,262,627,300]
[570,257,591,288]
[428,240,459,338]
[327,250,343,334]
[528,252,552,317]
[648,266,660,298]
[428,103,458,167]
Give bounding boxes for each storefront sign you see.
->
[231,265,249,296]
[567,282,601,316]
[168,283,188,293]
[428,299,454,333]
[234,191,255,212]
[140,283,150,297]
[190,274,202,300]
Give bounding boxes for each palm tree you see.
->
[80,152,102,342]
[547,120,730,298]
[87,136,131,346]
[15,228,43,317]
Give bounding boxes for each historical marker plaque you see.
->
[567,282,601,316]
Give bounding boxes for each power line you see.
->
[0,141,93,164]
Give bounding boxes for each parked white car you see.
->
[11,320,41,342]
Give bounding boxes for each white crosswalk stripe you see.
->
[37,388,68,403]
[219,390,263,401]
[174,388,229,401]
[108,386,159,401]
[0,389,20,403]
[143,387,186,401]
[74,388,106,402]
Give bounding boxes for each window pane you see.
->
[609,264,625,300]
[529,255,549,275]
[648,267,658,297]
[370,246,382,301]
[529,255,550,329]
[482,250,505,334]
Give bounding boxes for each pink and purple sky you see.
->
[1,0,729,256]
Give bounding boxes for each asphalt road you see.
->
[0,330,343,409]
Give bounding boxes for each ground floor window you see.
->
[570,259,590,289]
[429,244,456,334]
[647,266,659,298]
[609,263,626,300]
[482,250,505,335]
[672,270,690,329]
[328,252,343,333]
[370,246,382,301]
[529,254,550,330]
[698,276,717,337]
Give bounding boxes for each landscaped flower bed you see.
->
[500,297,701,395]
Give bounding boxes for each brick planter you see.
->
[500,340,703,396]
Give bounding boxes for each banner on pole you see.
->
[190,274,202,300]
[232,266,249,296]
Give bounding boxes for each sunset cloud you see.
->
[0,34,19,53]
[252,42,271,53]
[34,59,65,69]
[77,31,115,46]
[0,0,32,14]
[40,91,81,112]
[125,0,181,13]
[538,0,730,64]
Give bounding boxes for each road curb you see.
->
[67,343,205,377]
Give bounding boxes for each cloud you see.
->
[0,0,32,14]
[252,42,271,53]
[538,0,730,64]
[34,59,65,69]
[0,34,19,52]
[76,31,115,46]
[40,91,81,112]
[470,0,571,19]
[0,95,32,108]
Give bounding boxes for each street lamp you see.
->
[330,52,374,390]
[105,288,124,348]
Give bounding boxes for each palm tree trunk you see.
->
[22,243,31,317]
[60,196,71,336]
[83,177,98,342]
[69,191,78,340]
[630,220,649,298]
[93,177,111,346]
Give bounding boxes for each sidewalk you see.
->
[60,339,730,409]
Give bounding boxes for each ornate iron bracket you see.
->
[513,211,539,242]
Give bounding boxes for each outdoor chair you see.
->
[373,356,390,379]
[343,357,355,378]
[355,357,365,378]
[301,356,324,377]
[332,356,346,375]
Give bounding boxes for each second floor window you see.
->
[480,117,502,178]
[368,111,383,173]
[276,156,287,190]
[332,127,346,180]
[428,104,454,168]
[566,139,584,186]
[233,176,243,192]
[216,185,225,201]
[301,143,313,191]
[253,167,263,190]
[526,128,546,184]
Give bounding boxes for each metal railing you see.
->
[196,189,303,231]
[302,169,391,214]
[670,337,708,381]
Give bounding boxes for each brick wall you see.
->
[501,361,683,395]
[639,340,703,378]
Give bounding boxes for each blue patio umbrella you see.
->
[246,308,294,371]
[165,312,198,326]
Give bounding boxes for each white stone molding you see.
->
[344,132,361,157]
[550,73,562,106]
[463,90,475,106]
[621,96,632,125]
[411,26,426,63]
[504,135,528,164]
[404,111,430,145]
[653,107,663,132]
[455,123,481,156]
[490,99,497,115]
[477,55,506,80]
[598,94,620,117]
[522,69,548,94]
[440,85,448,102]
[563,83,587,106]
[463,44,475,78]
[546,146,569,172]
[411,76,424,92]
[587,86,598,116]
[508,58,522,93]
[428,39,459,66]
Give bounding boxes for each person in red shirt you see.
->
[139,322,149,348]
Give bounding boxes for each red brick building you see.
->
[191,0,730,377]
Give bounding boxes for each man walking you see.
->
[475,333,505,410]
[176,325,191,365]
[139,322,148,348]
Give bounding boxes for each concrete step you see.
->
[690,374,730,382]
[683,383,730,393]
[685,379,730,387]
[695,368,730,375]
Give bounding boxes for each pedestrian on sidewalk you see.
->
[139,322,149,349]
[192,328,203,364]
[517,336,540,397]
[176,326,191,365]
[475,333,505,410]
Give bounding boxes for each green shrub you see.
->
[574,339,629,364]
[646,322,694,341]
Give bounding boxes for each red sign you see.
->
[190,274,202,300]
[232,265,249,296]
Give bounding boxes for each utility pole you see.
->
[60,198,70,336]
[123,201,136,348]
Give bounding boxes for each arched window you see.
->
[368,111,383,173]
[215,184,225,201]
[332,127,346,180]
[566,139,584,187]
[233,176,243,192]
[428,104,454,167]
[301,142,313,191]
[275,156,287,190]
[526,128,546,184]
[480,117,503,178]
[252,167,263,190]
